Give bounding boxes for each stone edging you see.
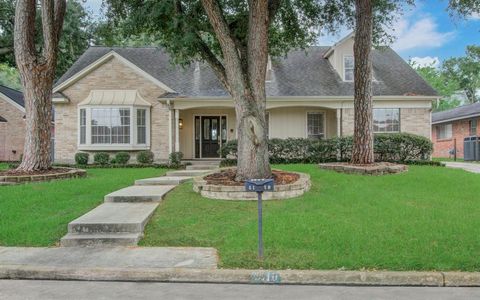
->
[1,266,479,287]
[318,162,407,175]
[193,168,311,200]
[0,168,87,184]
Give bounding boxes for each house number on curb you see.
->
[245,178,275,260]
[250,271,282,284]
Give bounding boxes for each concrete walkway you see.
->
[0,247,218,269]
[443,161,480,174]
[60,161,218,247]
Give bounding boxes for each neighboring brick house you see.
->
[0,85,25,161]
[432,102,480,159]
[52,33,438,164]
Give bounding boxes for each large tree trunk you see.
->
[17,68,54,170]
[14,0,66,171]
[351,0,374,165]
[201,0,272,180]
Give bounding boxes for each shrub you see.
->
[137,150,154,164]
[74,152,89,165]
[115,152,131,164]
[219,133,433,164]
[93,152,110,165]
[169,151,183,167]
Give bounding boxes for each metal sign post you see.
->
[245,178,274,260]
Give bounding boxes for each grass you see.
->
[0,167,168,246]
[141,164,480,271]
[432,157,465,162]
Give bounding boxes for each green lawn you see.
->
[432,157,465,162]
[0,167,168,246]
[141,164,480,271]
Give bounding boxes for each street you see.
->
[1,280,480,300]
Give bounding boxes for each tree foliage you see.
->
[0,0,94,78]
[442,45,480,104]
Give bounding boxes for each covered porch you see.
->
[166,98,341,160]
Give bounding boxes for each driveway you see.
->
[443,162,480,174]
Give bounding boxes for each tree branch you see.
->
[0,46,13,55]
[14,0,36,66]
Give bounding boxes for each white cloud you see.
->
[410,56,440,68]
[469,12,480,20]
[391,16,455,52]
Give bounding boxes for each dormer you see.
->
[324,32,355,82]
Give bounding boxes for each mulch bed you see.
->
[0,167,73,176]
[204,169,300,186]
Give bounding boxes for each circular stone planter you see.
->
[318,162,407,175]
[193,169,311,200]
[0,167,87,185]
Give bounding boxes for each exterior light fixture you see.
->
[179,118,183,130]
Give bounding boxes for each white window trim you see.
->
[78,105,151,151]
[373,108,401,134]
[305,111,327,139]
[343,55,354,82]
[436,123,453,140]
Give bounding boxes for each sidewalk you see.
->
[1,246,480,287]
[443,161,480,174]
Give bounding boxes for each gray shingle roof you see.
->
[432,102,480,124]
[55,46,438,98]
[0,85,24,107]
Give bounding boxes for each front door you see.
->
[195,116,227,158]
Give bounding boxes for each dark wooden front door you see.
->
[195,116,227,158]
[201,116,220,158]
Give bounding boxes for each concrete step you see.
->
[104,185,175,202]
[60,232,142,247]
[67,203,159,234]
[135,176,192,186]
[166,170,211,177]
[183,160,220,166]
[186,165,218,170]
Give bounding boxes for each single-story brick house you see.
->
[432,102,480,158]
[52,34,438,163]
[0,85,25,161]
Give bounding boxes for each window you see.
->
[344,56,354,81]
[78,106,149,149]
[373,109,400,133]
[79,109,86,144]
[436,124,452,140]
[469,119,477,136]
[307,112,325,139]
[137,109,147,144]
[91,108,130,144]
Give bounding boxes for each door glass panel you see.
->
[221,116,227,142]
[211,118,218,141]
[195,117,200,140]
[203,118,210,140]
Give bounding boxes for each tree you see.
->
[1,0,93,77]
[442,45,480,104]
[105,0,325,180]
[350,0,374,164]
[0,63,21,89]
[14,0,66,171]
[411,61,461,111]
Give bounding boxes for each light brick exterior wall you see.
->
[341,107,431,138]
[432,118,479,159]
[54,56,170,164]
[0,98,25,161]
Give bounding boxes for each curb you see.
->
[1,266,479,287]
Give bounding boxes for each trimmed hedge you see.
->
[137,150,154,164]
[93,152,110,165]
[74,153,89,165]
[169,151,183,168]
[114,152,131,164]
[219,133,433,164]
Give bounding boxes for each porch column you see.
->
[174,109,180,152]
[168,107,173,154]
[336,108,342,137]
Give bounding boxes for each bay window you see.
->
[373,108,400,133]
[78,106,150,150]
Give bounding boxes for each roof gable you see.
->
[54,50,175,94]
[0,85,25,112]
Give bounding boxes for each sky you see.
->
[84,0,479,67]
